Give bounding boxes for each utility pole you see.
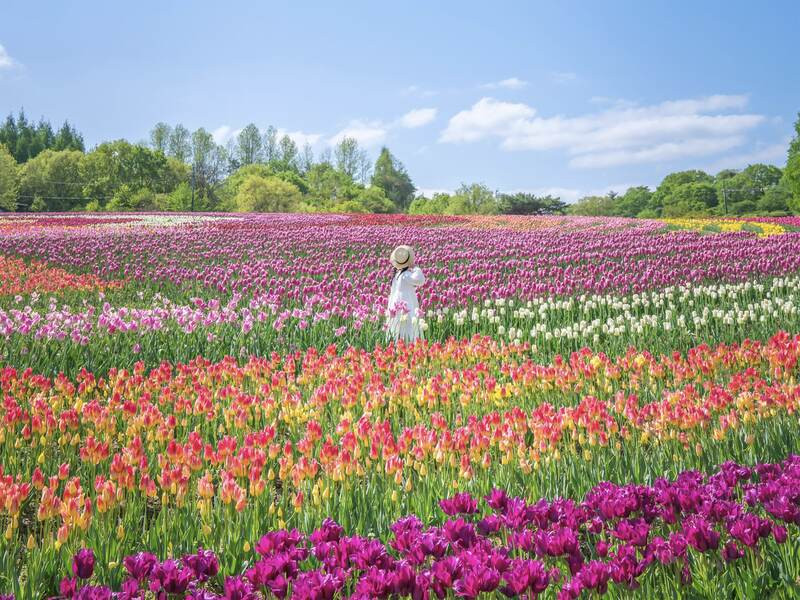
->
[191,163,195,212]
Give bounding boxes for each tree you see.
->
[568,195,617,216]
[263,126,279,162]
[757,182,792,214]
[451,183,497,214]
[305,162,357,206]
[718,164,783,209]
[19,149,85,211]
[661,182,718,217]
[299,143,315,174]
[650,170,713,216]
[150,122,172,154]
[0,110,83,163]
[278,135,299,170]
[0,145,19,211]
[353,186,395,213]
[497,193,567,215]
[334,137,370,182]
[371,147,416,211]
[615,186,652,217]
[168,124,192,162]
[234,175,302,212]
[81,140,174,207]
[191,128,228,203]
[784,113,800,208]
[235,124,262,166]
[741,163,783,194]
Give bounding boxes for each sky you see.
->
[1,0,799,202]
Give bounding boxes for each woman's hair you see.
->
[393,266,409,279]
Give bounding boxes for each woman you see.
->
[386,245,426,343]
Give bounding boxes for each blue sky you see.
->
[1,0,798,201]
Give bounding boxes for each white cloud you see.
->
[704,140,789,172]
[440,98,536,143]
[329,120,388,147]
[440,94,765,168]
[399,108,437,128]
[552,72,577,84]
[482,77,528,90]
[569,137,744,168]
[404,85,438,98]
[211,125,241,145]
[0,44,18,69]
[275,129,323,148]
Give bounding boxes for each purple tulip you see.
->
[72,549,95,580]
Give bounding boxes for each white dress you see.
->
[386,267,426,343]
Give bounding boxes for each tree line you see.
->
[0,109,799,217]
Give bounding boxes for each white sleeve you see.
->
[408,267,426,287]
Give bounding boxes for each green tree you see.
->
[756,182,792,214]
[451,183,497,214]
[568,195,617,216]
[306,162,357,207]
[19,149,85,211]
[409,193,452,214]
[371,147,416,211]
[168,124,192,162]
[0,110,83,163]
[661,182,718,217]
[650,170,713,216]
[497,193,567,215]
[353,186,395,213]
[263,126,279,162]
[235,124,263,166]
[299,143,315,175]
[784,113,800,210]
[334,137,370,182]
[278,135,299,170]
[150,122,172,154]
[615,186,652,217]
[0,145,19,211]
[235,175,302,212]
[191,128,228,203]
[81,140,173,206]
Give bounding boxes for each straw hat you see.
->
[390,245,415,269]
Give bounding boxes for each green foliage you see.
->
[568,195,618,216]
[0,145,19,211]
[785,114,800,210]
[235,124,263,166]
[650,170,714,216]
[409,193,451,214]
[306,162,358,206]
[615,186,652,217]
[0,109,84,163]
[81,140,175,206]
[497,193,567,215]
[371,147,416,211]
[150,122,172,154]
[757,183,792,214]
[234,174,302,212]
[352,186,395,213]
[18,149,85,211]
[334,137,370,183]
[452,183,498,215]
[661,182,718,217]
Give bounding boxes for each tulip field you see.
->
[2,213,800,599]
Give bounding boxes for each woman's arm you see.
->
[407,267,426,287]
